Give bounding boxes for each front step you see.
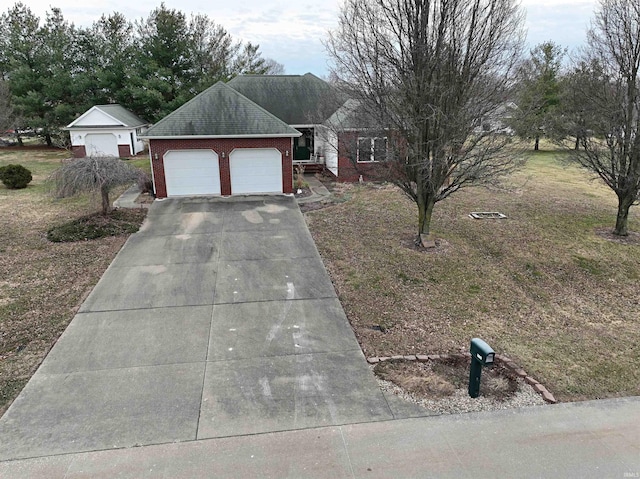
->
[293,163,325,174]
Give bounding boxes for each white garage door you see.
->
[164,150,221,196]
[85,133,119,157]
[229,149,283,194]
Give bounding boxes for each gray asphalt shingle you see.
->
[143,82,300,138]
[227,73,344,125]
[96,105,148,127]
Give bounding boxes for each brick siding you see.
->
[71,144,131,158]
[149,137,294,198]
[118,144,131,158]
[71,145,86,158]
[336,132,386,182]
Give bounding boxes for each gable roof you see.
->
[97,105,148,127]
[66,104,148,129]
[227,73,344,125]
[325,99,361,130]
[142,82,301,139]
[325,99,384,131]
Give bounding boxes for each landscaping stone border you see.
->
[367,352,557,404]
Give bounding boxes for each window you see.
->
[357,136,387,162]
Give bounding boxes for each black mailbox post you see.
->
[469,338,495,398]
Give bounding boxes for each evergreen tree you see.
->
[510,41,566,150]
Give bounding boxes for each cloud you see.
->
[524,1,596,53]
[8,0,597,76]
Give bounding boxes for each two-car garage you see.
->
[161,148,284,197]
[142,81,300,198]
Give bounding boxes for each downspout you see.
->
[149,145,157,198]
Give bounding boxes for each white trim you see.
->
[84,132,120,157]
[164,148,218,155]
[141,133,301,140]
[64,125,145,131]
[229,148,283,194]
[326,126,361,132]
[357,136,387,163]
[163,149,221,196]
[228,146,282,155]
[66,106,126,128]
[149,149,156,196]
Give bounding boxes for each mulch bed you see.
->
[46,209,146,243]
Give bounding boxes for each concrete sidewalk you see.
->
[113,183,149,209]
[1,396,638,478]
[296,175,332,204]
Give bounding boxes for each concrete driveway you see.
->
[0,196,394,461]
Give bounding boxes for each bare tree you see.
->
[558,60,599,150]
[49,157,140,215]
[326,0,525,242]
[567,0,640,236]
[263,58,285,75]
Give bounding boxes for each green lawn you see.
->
[127,155,152,174]
[0,149,69,193]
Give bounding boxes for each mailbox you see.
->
[470,338,495,365]
[468,338,495,398]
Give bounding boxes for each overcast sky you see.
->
[17,0,597,76]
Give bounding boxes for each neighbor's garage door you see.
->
[85,133,119,157]
[163,150,221,196]
[229,148,283,194]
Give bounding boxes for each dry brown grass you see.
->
[306,150,640,402]
[0,150,145,415]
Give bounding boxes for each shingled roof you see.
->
[227,73,344,125]
[66,104,148,129]
[142,82,301,138]
[95,105,147,127]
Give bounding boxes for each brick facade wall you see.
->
[336,132,386,182]
[337,156,384,182]
[118,144,131,158]
[149,137,294,198]
[71,145,86,158]
[71,144,131,158]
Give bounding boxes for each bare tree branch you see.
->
[48,157,140,215]
[326,0,525,239]
[565,0,640,235]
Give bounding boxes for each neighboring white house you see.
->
[474,101,518,135]
[65,105,149,158]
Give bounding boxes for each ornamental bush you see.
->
[0,164,33,189]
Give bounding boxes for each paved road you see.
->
[0,196,394,461]
[1,397,638,478]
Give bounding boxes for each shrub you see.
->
[136,171,154,195]
[46,209,146,242]
[295,164,308,189]
[0,164,33,189]
[48,157,139,215]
